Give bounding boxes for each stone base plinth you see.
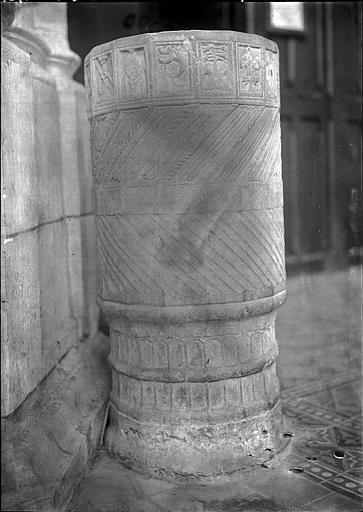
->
[106,401,285,481]
[102,293,286,480]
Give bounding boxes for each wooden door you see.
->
[251,2,362,270]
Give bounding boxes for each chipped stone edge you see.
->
[1,333,111,512]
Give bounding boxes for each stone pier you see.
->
[85,30,286,480]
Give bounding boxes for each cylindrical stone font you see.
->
[85,31,286,480]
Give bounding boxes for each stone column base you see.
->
[106,401,288,481]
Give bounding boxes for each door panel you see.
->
[252,2,361,268]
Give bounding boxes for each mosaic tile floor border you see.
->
[282,371,362,505]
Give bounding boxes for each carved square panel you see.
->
[119,374,131,404]
[117,46,148,102]
[152,42,193,98]
[155,382,172,412]
[128,338,140,367]
[173,383,190,410]
[205,338,223,368]
[198,41,234,96]
[208,381,225,410]
[225,379,242,408]
[187,341,205,368]
[142,381,156,409]
[129,379,142,410]
[265,49,280,101]
[154,340,169,369]
[91,51,115,109]
[191,383,207,411]
[237,44,263,98]
[169,340,186,368]
[139,339,154,368]
[117,333,129,363]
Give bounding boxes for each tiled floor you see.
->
[70,267,362,512]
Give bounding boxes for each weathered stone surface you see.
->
[1,333,111,512]
[38,221,77,369]
[4,4,74,353]
[76,82,100,336]
[86,30,286,479]
[75,85,94,215]
[32,65,65,224]
[1,36,42,417]
[33,2,98,338]
[31,3,86,337]
[1,3,95,418]
[1,37,38,235]
[1,230,42,418]
[80,214,99,338]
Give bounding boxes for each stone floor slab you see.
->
[69,451,175,512]
[237,466,330,509]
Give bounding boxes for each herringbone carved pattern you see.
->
[93,105,284,305]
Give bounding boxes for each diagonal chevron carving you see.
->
[96,207,285,306]
[92,105,281,188]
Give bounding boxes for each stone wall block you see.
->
[86,30,286,480]
[31,69,65,224]
[1,231,42,417]
[38,221,77,371]
[1,37,38,236]
[5,2,77,343]
[80,214,99,337]
[76,85,99,336]
[32,2,98,337]
[3,2,90,352]
[53,83,85,336]
[75,84,94,216]
[1,36,42,417]
[57,87,82,217]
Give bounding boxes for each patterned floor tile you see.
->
[321,479,362,503]
[281,373,363,505]
[306,492,362,511]
[344,467,363,485]
[237,467,330,509]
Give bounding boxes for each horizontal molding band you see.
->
[95,181,283,216]
[109,348,277,383]
[99,290,286,324]
[85,30,280,117]
[86,30,279,62]
[108,390,281,427]
[88,98,280,118]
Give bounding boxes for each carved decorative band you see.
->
[109,397,281,434]
[110,362,280,425]
[95,180,283,216]
[100,290,286,324]
[85,31,280,116]
[109,322,278,382]
[110,347,277,383]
